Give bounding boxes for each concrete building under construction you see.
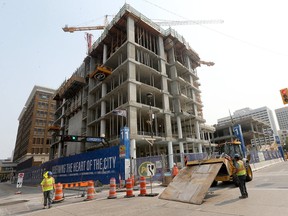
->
[50,4,215,164]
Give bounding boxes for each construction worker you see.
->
[172,163,179,178]
[41,171,55,209]
[234,154,248,199]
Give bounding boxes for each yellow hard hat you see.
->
[43,171,48,178]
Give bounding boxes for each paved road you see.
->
[1,161,287,216]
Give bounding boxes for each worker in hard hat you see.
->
[40,171,55,209]
[171,163,179,178]
[234,154,248,199]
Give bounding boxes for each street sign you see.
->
[146,163,155,177]
[86,137,104,142]
[119,145,126,158]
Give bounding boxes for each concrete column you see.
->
[168,141,174,169]
[192,90,200,143]
[164,114,172,137]
[192,143,197,152]
[103,44,107,63]
[101,83,107,116]
[185,142,189,153]
[195,120,200,140]
[250,122,254,131]
[130,139,136,176]
[177,116,184,157]
[128,106,137,138]
[208,132,212,155]
[179,142,184,165]
[127,16,135,42]
[127,16,135,62]
[58,98,66,158]
[177,116,183,138]
[127,63,137,137]
[198,143,203,153]
[130,138,136,159]
[126,16,137,143]
[158,36,167,75]
[100,83,107,136]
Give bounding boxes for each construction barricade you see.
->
[124,178,135,198]
[138,176,147,196]
[107,177,117,199]
[53,183,64,203]
[84,181,96,201]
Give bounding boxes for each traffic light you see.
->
[62,135,78,142]
[280,88,288,105]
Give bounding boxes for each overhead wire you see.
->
[143,0,288,57]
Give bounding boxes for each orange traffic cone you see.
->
[124,178,135,198]
[138,176,147,196]
[84,181,96,201]
[53,183,64,203]
[107,177,117,199]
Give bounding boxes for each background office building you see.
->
[275,106,288,130]
[212,116,271,151]
[217,107,278,148]
[50,4,215,161]
[13,86,56,167]
[275,106,288,146]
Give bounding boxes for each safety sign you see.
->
[16,173,24,188]
[146,163,155,177]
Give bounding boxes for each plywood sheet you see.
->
[159,163,222,205]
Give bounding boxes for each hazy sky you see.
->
[1,0,287,159]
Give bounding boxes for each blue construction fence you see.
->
[19,146,125,186]
[132,150,284,183]
[17,148,283,186]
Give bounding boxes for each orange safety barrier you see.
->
[124,178,135,198]
[53,183,64,203]
[80,182,88,187]
[107,177,117,199]
[84,181,95,201]
[138,176,147,196]
[62,181,88,189]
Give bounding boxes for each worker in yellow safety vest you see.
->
[41,171,55,209]
[234,154,248,199]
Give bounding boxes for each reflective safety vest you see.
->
[236,160,246,176]
[172,166,179,177]
[41,177,55,191]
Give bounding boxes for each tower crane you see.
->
[62,17,220,67]
[62,18,224,33]
[62,25,106,33]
